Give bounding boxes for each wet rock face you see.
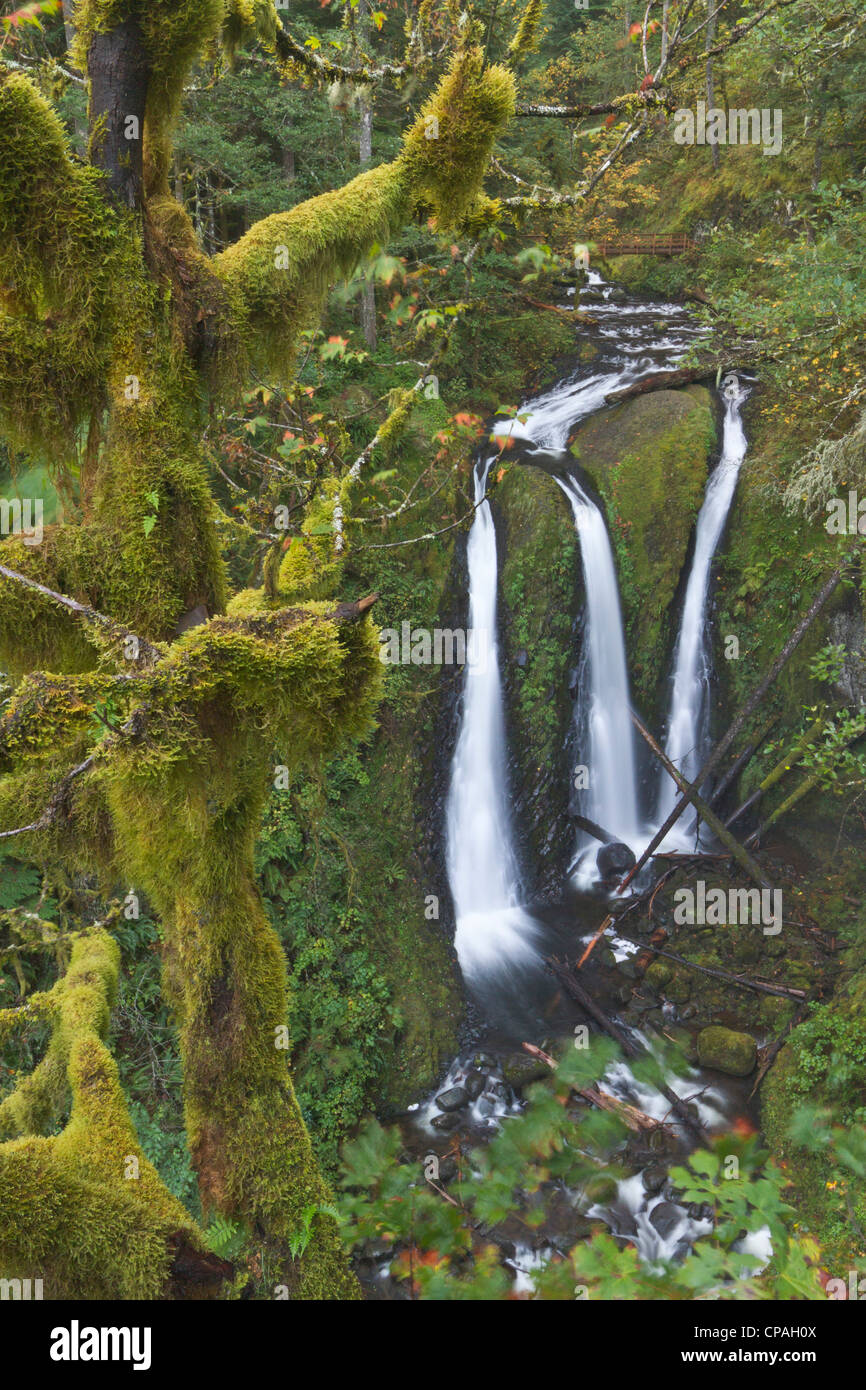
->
[494,465,582,897]
[697,1025,757,1076]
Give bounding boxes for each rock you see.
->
[584,1174,618,1205]
[516,648,528,668]
[642,1165,667,1195]
[618,960,640,981]
[643,961,672,993]
[431,1112,458,1132]
[438,1155,459,1183]
[649,1201,683,1240]
[501,1056,550,1090]
[603,1202,637,1237]
[568,665,580,699]
[175,602,209,636]
[464,1070,486,1100]
[472,1052,496,1070]
[597,841,637,877]
[436,1085,469,1112]
[665,973,691,1004]
[697,1025,757,1077]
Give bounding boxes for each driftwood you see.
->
[629,710,772,891]
[604,366,714,403]
[618,563,849,894]
[572,813,617,846]
[546,957,706,1143]
[520,1043,676,1137]
[651,948,808,1001]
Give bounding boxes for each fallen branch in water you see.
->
[520,1043,676,1137]
[546,958,706,1143]
[575,914,615,969]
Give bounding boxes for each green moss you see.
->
[0,930,205,1298]
[214,47,514,384]
[497,463,579,869]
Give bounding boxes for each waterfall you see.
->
[657,374,749,842]
[557,475,641,848]
[446,271,708,979]
[445,457,540,980]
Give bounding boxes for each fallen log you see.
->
[604,366,715,403]
[572,813,617,846]
[629,710,772,891]
[618,562,851,895]
[709,715,779,810]
[651,947,808,1001]
[725,711,825,830]
[546,957,706,1142]
[520,1043,677,1137]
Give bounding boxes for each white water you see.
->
[558,473,641,847]
[491,273,701,888]
[657,374,750,843]
[445,457,540,980]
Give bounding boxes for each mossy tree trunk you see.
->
[0,0,517,1297]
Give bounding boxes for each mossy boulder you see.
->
[644,961,672,994]
[568,387,716,705]
[697,1024,757,1076]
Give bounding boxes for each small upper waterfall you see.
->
[657,373,750,842]
[445,456,540,981]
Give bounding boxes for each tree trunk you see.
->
[87,18,151,210]
[706,0,720,171]
[357,1,377,351]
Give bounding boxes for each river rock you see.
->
[597,841,637,877]
[464,1070,486,1100]
[642,1165,668,1195]
[649,1201,683,1240]
[431,1112,458,1132]
[502,1055,551,1090]
[697,1025,757,1076]
[436,1084,469,1112]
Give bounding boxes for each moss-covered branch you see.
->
[0,930,219,1298]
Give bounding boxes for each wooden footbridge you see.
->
[592,233,696,257]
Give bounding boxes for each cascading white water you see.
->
[445,457,540,980]
[657,374,749,843]
[490,272,702,884]
[557,474,640,847]
[446,270,708,978]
